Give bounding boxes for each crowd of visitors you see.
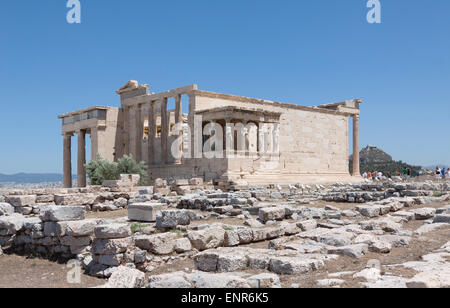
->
[362,167,449,182]
[362,170,387,181]
[435,167,450,180]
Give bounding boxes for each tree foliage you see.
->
[85,154,148,186]
[349,159,422,177]
[117,155,148,186]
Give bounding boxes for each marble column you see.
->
[135,105,143,162]
[175,94,183,124]
[188,94,200,159]
[352,115,360,176]
[128,106,137,159]
[123,106,130,155]
[63,133,72,188]
[148,102,155,165]
[77,130,87,187]
[174,94,183,163]
[91,127,98,161]
[161,98,169,164]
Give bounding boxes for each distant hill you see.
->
[350,145,423,176]
[359,145,393,164]
[0,173,66,184]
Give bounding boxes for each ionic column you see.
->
[175,94,183,124]
[352,115,360,176]
[188,93,200,159]
[148,102,156,165]
[77,130,87,188]
[123,106,130,155]
[161,98,169,164]
[174,94,183,164]
[63,133,72,188]
[128,106,137,159]
[135,104,143,162]
[91,127,99,161]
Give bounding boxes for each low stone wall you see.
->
[0,186,141,216]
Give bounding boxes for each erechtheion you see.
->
[58,81,362,188]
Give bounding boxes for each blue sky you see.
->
[0,0,449,174]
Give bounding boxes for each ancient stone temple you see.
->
[58,81,362,188]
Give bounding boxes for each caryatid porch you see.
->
[194,106,282,159]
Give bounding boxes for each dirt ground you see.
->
[0,253,105,288]
[86,209,128,220]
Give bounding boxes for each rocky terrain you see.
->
[0,178,449,288]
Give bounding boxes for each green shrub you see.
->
[117,155,148,186]
[85,154,148,186]
[434,191,445,197]
[85,155,120,185]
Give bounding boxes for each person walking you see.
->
[436,167,442,181]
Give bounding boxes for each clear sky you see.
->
[0,0,449,174]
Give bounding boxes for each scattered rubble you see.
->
[0,179,449,288]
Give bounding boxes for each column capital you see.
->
[63,132,74,137]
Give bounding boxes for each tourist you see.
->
[447,168,450,179]
[436,167,441,181]
[367,172,372,181]
[362,172,368,179]
[442,168,447,180]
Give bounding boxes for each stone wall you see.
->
[193,92,350,182]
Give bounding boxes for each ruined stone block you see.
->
[128,203,164,222]
[7,195,36,207]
